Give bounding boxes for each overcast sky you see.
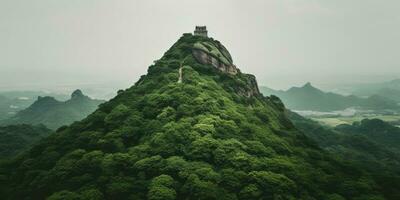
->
[1,0,400,92]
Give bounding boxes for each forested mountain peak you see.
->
[0,32,388,199]
[148,33,261,97]
[71,89,85,99]
[287,82,322,94]
[303,82,313,88]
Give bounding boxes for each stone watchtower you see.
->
[194,26,208,37]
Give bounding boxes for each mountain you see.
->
[0,124,53,159]
[0,31,388,199]
[287,111,400,199]
[1,90,105,129]
[0,91,69,121]
[350,79,400,102]
[260,83,399,112]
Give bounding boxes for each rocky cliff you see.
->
[190,36,260,97]
[192,41,238,75]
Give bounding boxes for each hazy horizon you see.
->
[1,0,400,92]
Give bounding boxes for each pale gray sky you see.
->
[1,0,400,92]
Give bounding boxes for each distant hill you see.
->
[0,124,53,159]
[260,82,399,111]
[0,91,68,121]
[351,79,400,102]
[2,90,104,129]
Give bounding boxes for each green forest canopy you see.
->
[0,34,393,200]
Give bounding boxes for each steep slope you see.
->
[2,90,105,129]
[0,124,53,159]
[260,83,398,111]
[0,33,386,200]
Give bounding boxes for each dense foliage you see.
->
[1,90,104,130]
[0,34,389,199]
[288,111,400,199]
[0,124,53,159]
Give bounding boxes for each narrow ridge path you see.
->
[178,65,183,83]
[178,56,188,84]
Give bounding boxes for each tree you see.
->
[148,175,176,200]
[47,190,81,200]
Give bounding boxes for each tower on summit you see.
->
[194,26,208,37]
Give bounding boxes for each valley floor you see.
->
[310,114,400,127]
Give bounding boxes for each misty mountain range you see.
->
[0,90,104,129]
[0,91,69,120]
[260,82,400,112]
[350,79,400,102]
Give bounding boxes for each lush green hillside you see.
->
[288,111,400,199]
[335,118,400,154]
[0,124,53,159]
[0,33,388,200]
[1,90,104,130]
[260,83,399,111]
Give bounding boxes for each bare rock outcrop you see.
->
[192,46,239,75]
[191,40,260,97]
[236,74,261,97]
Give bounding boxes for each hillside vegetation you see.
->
[288,111,400,199]
[0,124,53,159]
[0,34,390,200]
